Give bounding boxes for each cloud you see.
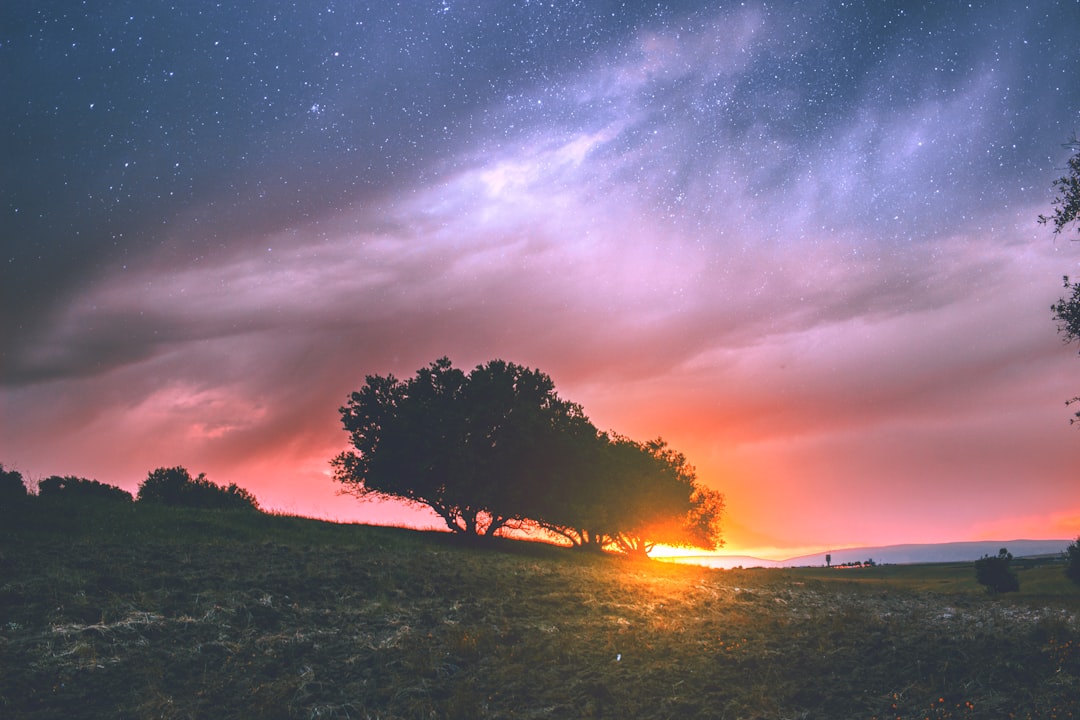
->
[2,1,1078,552]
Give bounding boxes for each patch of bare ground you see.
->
[2,510,1078,719]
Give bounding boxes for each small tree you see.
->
[1065,537,1080,585]
[974,547,1020,594]
[137,466,259,510]
[598,436,724,558]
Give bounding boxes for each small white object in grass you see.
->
[616,653,621,662]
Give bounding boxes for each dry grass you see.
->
[1,500,1078,719]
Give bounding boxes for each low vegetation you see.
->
[137,465,260,511]
[974,548,1021,595]
[2,497,1078,719]
[1068,537,1080,586]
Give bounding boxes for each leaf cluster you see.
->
[333,357,723,554]
[1042,141,1080,424]
[1038,141,1080,237]
[1053,276,1080,349]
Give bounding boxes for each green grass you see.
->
[2,498,1079,719]
[783,560,1080,599]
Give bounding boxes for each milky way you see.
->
[2,1,1078,556]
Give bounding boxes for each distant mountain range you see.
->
[662,539,1074,570]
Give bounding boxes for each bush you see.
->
[137,466,259,511]
[38,475,133,502]
[974,547,1020,594]
[1065,537,1080,586]
[0,464,27,504]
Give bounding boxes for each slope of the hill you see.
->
[1,498,1078,719]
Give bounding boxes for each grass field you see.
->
[2,499,1078,719]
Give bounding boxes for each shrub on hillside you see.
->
[0,464,27,504]
[38,475,133,502]
[974,547,1020,594]
[1065,537,1080,586]
[137,466,259,511]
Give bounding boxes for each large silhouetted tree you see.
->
[1040,140,1080,424]
[334,357,596,537]
[334,357,725,554]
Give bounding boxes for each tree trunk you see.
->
[461,509,478,535]
[484,515,507,537]
[436,506,466,534]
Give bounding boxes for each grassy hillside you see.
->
[2,499,1078,719]
[780,560,1080,598]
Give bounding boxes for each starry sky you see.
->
[2,1,1078,558]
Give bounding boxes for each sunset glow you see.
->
[2,2,1078,557]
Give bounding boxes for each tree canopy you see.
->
[532,435,724,557]
[334,357,598,537]
[596,436,724,558]
[333,357,724,554]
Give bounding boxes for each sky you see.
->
[2,1,1078,559]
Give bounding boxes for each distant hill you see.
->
[664,539,1074,569]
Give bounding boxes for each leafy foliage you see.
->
[137,466,259,510]
[1053,276,1080,348]
[38,475,133,502]
[0,464,27,504]
[335,357,600,536]
[1040,141,1080,424]
[334,357,723,553]
[1051,276,1080,424]
[1066,537,1080,586]
[334,357,591,536]
[529,434,724,556]
[974,547,1020,594]
[1038,141,1080,237]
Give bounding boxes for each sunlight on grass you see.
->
[2,500,1079,719]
